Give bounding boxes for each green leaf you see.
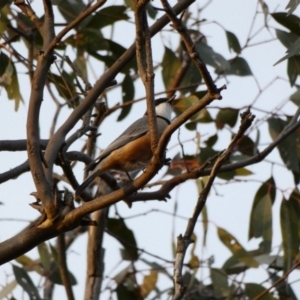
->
[146,3,158,19]
[216,108,239,129]
[140,258,172,279]
[280,197,299,272]
[217,227,259,268]
[289,87,300,106]
[117,74,135,121]
[268,117,300,176]
[210,268,229,297]
[89,39,137,73]
[274,37,300,66]
[116,283,142,300]
[140,269,158,298]
[48,71,77,100]
[249,177,276,242]
[245,283,276,299]
[12,264,42,300]
[15,255,40,272]
[124,0,134,10]
[0,54,22,110]
[272,12,300,36]
[287,55,300,86]
[107,218,138,261]
[197,42,230,71]
[222,255,248,275]
[217,169,236,180]
[0,50,9,75]
[55,0,86,25]
[288,189,300,241]
[255,194,273,253]
[235,135,257,156]
[202,205,208,246]
[0,10,10,36]
[198,146,219,165]
[222,251,284,275]
[275,29,298,49]
[225,31,241,54]
[85,6,129,29]
[49,244,59,262]
[285,0,300,16]
[235,168,253,176]
[48,261,77,285]
[181,62,202,93]
[74,55,88,80]
[38,242,52,271]
[205,134,218,147]
[174,96,213,125]
[225,57,252,76]
[74,28,104,52]
[162,47,181,90]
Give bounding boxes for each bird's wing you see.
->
[86,116,149,171]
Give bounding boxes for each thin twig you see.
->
[57,234,75,300]
[253,259,300,300]
[44,0,107,57]
[172,108,255,299]
[160,0,218,95]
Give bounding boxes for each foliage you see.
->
[1,0,300,299]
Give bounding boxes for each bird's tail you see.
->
[75,171,99,198]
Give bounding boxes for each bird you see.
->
[75,96,175,197]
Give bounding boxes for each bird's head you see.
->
[144,95,175,121]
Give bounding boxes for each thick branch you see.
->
[84,207,108,300]
[42,0,55,47]
[0,160,30,184]
[134,0,158,150]
[26,53,56,220]
[0,139,48,151]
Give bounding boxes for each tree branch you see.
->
[161,0,218,94]
[172,108,255,299]
[13,0,43,32]
[44,0,107,57]
[84,206,108,299]
[253,259,300,300]
[57,233,75,300]
[0,139,48,151]
[0,160,30,184]
[26,1,57,220]
[134,0,158,150]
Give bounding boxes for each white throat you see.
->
[155,103,173,122]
